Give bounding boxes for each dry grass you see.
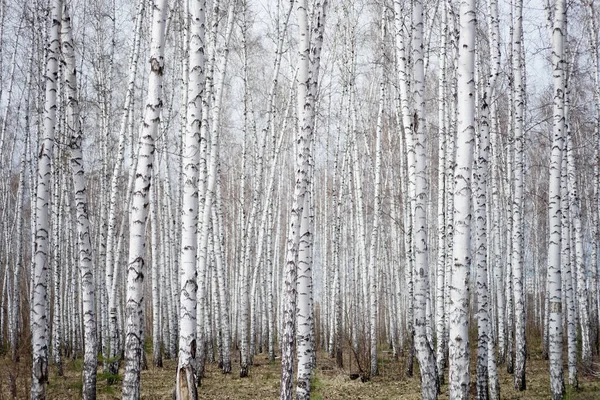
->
[1,346,600,399]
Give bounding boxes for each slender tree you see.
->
[31,0,62,397]
[61,2,98,397]
[280,0,313,397]
[449,0,476,397]
[175,0,206,396]
[547,0,566,397]
[122,0,168,397]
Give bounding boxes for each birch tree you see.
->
[104,0,145,378]
[476,0,501,397]
[61,2,98,397]
[449,0,476,397]
[410,0,438,396]
[175,0,206,397]
[122,0,168,397]
[31,0,61,397]
[511,0,526,390]
[547,0,566,397]
[280,0,313,397]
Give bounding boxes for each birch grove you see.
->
[1,0,600,398]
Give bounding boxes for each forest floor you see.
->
[2,344,600,399]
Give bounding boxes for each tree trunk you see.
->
[547,0,566,397]
[449,0,476,397]
[122,0,168,397]
[31,0,62,397]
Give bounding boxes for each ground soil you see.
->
[1,346,600,399]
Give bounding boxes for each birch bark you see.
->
[31,0,61,397]
[280,0,313,397]
[449,0,476,397]
[547,0,566,397]
[511,0,526,389]
[175,0,206,396]
[122,0,168,397]
[411,0,438,396]
[62,3,98,397]
[105,0,145,377]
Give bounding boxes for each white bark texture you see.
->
[449,0,476,397]
[565,103,591,369]
[32,1,61,397]
[410,0,438,397]
[62,3,98,397]
[105,0,145,377]
[547,0,566,397]
[511,0,526,389]
[280,0,313,398]
[435,0,448,385]
[561,137,577,387]
[176,0,206,396]
[122,0,168,397]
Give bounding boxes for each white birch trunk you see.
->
[10,128,27,364]
[122,0,168,397]
[175,0,206,396]
[435,0,448,384]
[212,202,231,373]
[511,0,526,389]
[149,182,162,368]
[31,1,61,397]
[366,11,385,379]
[411,0,438,396]
[587,0,600,356]
[483,0,500,396]
[51,149,63,376]
[280,0,313,397]
[561,137,577,387]
[105,0,145,377]
[449,0,476,397]
[548,0,566,396]
[565,102,592,369]
[62,3,98,396]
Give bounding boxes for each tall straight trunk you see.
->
[31,1,61,397]
[105,0,145,377]
[479,0,501,397]
[565,100,591,368]
[435,0,448,384]
[587,0,600,356]
[410,0,438,397]
[511,0,526,389]
[367,11,385,379]
[176,0,206,397]
[490,102,505,367]
[296,3,326,395]
[331,141,345,368]
[548,0,566,397]
[393,0,415,377]
[149,182,162,368]
[51,147,63,376]
[474,52,491,400]
[280,0,313,397]
[11,129,27,364]
[561,135,577,388]
[62,3,98,397]
[296,194,314,400]
[198,0,236,378]
[212,202,231,373]
[449,0,476,397]
[350,85,368,329]
[122,0,168,397]
[196,0,220,379]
